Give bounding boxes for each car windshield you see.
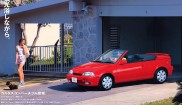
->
[94,49,126,63]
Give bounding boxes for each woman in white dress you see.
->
[15,39,29,87]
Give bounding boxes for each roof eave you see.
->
[0,0,69,18]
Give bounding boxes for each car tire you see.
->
[154,68,167,83]
[99,75,113,91]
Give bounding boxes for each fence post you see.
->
[61,24,64,73]
[54,39,59,65]
[39,46,42,72]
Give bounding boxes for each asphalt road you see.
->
[1,79,176,105]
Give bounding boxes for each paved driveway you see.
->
[0,78,178,105]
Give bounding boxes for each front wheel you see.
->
[154,69,167,83]
[99,75,113,90]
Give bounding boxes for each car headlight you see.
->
[82,72,95,76]
[68,70,73,74]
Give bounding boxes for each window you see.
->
[109,26,120,49]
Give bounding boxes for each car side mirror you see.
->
[119,58,127,65]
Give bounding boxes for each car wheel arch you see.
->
[155,67,168,76]
[99,73,115,84]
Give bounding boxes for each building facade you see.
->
[0,0,181,75]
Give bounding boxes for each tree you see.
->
[21,23,49,69]
[20,23,27,44]
[29,23,49,55]
[0,0,38,8]
[64,34,73,44]
[12,0,38,7]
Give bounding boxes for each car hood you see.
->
[72,62,114,74]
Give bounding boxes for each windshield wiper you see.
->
[102,61,114,64]
[92,60,103,63]
[93,61,114,64]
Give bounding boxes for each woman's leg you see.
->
[22,65,24,82]
[18,64,22,82]
[18,63,24,82]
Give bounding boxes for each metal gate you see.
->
[23,23,73,73]
[23,45,73,73]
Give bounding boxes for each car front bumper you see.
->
[66,74,100,86]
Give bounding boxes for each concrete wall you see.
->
[92,0,182,5]
[91,0,182,16]
[0,2,72,75]
[0,19,17,75]
[103,17,181,65]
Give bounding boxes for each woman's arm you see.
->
[23,45,28,55]
[15,46,18,64]
[23,45,29,57]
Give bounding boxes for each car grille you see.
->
[73,73,82,76]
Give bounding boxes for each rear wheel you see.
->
[99,75,113,90]
[154,69,167,83]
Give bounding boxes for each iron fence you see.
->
[23,45,73,73]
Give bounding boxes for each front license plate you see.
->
[72,77,77,83]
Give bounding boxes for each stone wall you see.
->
[72,6,100,66]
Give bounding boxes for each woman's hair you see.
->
[19,38,26,44]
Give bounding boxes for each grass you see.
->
[30,61,57,66]
[0,75,62,88]
[142,97,182,105]
[64,43,73,45]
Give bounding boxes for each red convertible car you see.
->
[67,49,173,90]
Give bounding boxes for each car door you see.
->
[116,61,144,83]
[140,60,156,79]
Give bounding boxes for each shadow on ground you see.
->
[48,79,176,92]
[48,83,88,92]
